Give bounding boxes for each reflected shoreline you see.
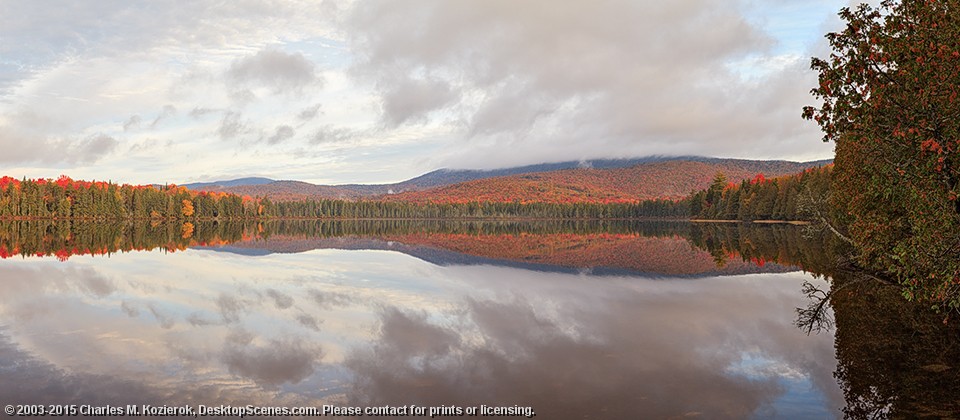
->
[1,219,834,277]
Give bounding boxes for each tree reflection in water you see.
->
[797,270,960,418]
[691,223,960,418]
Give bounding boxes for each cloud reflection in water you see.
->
[0,246,841,418]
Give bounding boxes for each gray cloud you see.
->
[227,48,321,94]
[123,115,142,131]
[120,301,141,318]
[265,288,294,309]
[307,289,354,310]
[186,312,217,327]
[375,307,460,359]
[76,271,116,298]
[146,303,176,329]
[218,111,245,140]
[309,125,362,145]
[189,107,219,119]
[149,105,177,128]
[222,336,323,387]
[79,134,119,161]
[297,103,323,121]
[378,77,459,127]
[216,294,246,324]
[296,313,322,332]
[228,89,257,105]
[266,125,296,145]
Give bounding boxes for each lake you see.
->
[0,220,957,419]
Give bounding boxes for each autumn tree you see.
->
[803,0,960,311]
[181,199,195,217]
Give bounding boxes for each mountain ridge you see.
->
[183,156,833,202]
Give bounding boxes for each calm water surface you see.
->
[0,221,955,418]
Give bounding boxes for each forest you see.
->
[1,167,840,222]
[0,175,692,221]
[689,165,833,221]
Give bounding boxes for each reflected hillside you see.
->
[0,219,842,277]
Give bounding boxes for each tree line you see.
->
[3,170,842,223]
[0,175,693,221]
[689,165,833,221]
[0,176,263,220]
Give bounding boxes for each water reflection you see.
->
[797,271,960,418]
[0,220,820,276]
[4,221,947,418]
[347,272,842,418]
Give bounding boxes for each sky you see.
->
[0,0,858,185]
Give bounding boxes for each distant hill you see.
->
[337,156,686,195]
[183,157,832,202]
[381,158,832,204]
[182,177,275,190]
[204,181,363,201]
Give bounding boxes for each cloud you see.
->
[123,115,142,131]
[309,125,361,145]
[218,111,246,140]
[344,0,832,168]
[120,301,141,318]
[378,77,459,127]
[186,312,218,327]
[0,0,840,184]
[375,307,460,359]
[264,288,295,309]
[345,281,838,418]
[296,314,322,332]
[307,289,354,309]
[149,105,177,129]
[266,125,296,145]
[189,107,219,119]
[146,303,176,329]
[0,329,322,408]
[227,48,322,94]
[0,126,118,165]
[297,103,323,121]
[77,270,117,298]
[216,294,246,324]
[222,336,323,387]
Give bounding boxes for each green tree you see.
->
[803,0,960,311]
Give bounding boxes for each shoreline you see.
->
[0,216,812,224]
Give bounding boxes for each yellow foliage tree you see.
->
[181,199,195,217]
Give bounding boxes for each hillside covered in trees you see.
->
[368,159,827,204]
[690,165,833,221]
[192,158,829,203]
